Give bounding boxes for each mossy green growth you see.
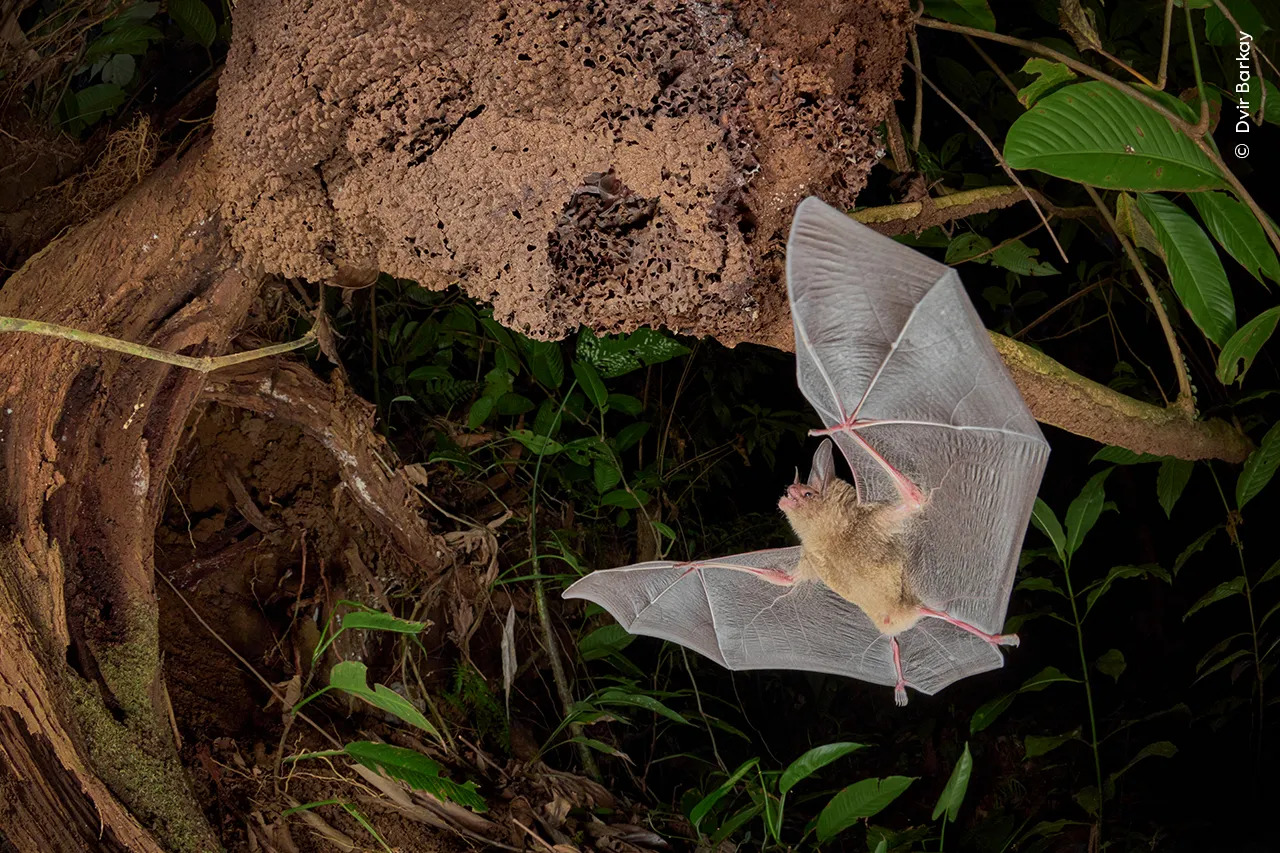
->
[66,603,219,852]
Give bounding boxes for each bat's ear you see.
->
[807,438,836,491]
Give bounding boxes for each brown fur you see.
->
[781,478,922,635]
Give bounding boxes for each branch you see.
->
[989,333,1251,463]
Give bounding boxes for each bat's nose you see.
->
[786,483,814,501]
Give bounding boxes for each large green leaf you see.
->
[1136,193,1235,346]
[922,0,995,30]
[1189,192,1280,285]
[689,758,758,830]
[778,742,865,796]
[816,777,915,842]
[1237,421,1280,509]
[1217,307,1280,385]
[1005,82,1226,191]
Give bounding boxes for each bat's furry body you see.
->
[781,471,922,636]
[563,197,1049,704]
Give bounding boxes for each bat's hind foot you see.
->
[893,681,908,706]
[890,637,911,706]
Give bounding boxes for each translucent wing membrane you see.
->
[563,548,1005,694]
[787,197,1049,640]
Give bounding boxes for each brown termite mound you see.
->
[0,0,908,849]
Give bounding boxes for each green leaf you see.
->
[1204,0,1267,47]
[816,777,915,842]
[467,395,494,429]
[1065,469,1111,557]
[1096,648,1126,682]
[571,361,608,409]
[1174,527,1220,575]
[99,53,136,86]
[1024,732,1076,758]
[946,233,992,264]
[340,611,428,635]
[1030,498,1066,561]
[169,0,217,47]
[1156,458,1193,517]
[1017,58,1077,108]
[970,693,1014,734]
[594,687,687,724]
[1189,192,1280,285]
[1195,648,1251,682]
[931,744,973,823]
[614,421,651,452]
[1137,193,1235,346]
[1115,192,1164,257]
[607,393,644,415]
[1021,666,1079,693]
[63,83,126,128]
[989,240,1059,276]
[1259,559,1280,585]
[525,340,565,388]
[569,736,633,762]
[1107,741,1177,786]
[329,662,441,741]
[1074,786,1101,816]
[576,328,690,378]
[1005,82,1227,192]
[1018,576,1064,596]
[1217,307,1280,386]
[507,428,564,456]
[778,742,866,797]
[343,742,486,812]
[1090,446,1163,464]
[1236,421,1280,509]
[922,0,995,30]
[1085,565,1170,616]
[593,459,622,493]
[689,758,758,830]
[84,24,163,60]
[578,624,635,661]
[605,489,651,510]
[105,2,160,27]
[1183,577,1246,621]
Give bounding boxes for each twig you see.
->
[1083,185,1194,412]
[1016,279,1105,340]
[904,60,1068,264]
[0,316,316,371]
[908,31,924,149]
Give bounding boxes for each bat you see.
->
[563,197,1050,704]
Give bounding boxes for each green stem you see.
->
[1063,557,1104,831]
[1183,2,1210,132]
[1208,466,1264,754]
[528,379,599,779]
[1,315,316,372]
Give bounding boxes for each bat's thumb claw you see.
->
[995,633,1020,648]
[894,683,909,706]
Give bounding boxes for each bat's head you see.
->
[778,439,857,529]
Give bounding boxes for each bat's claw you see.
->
[894,682,909,706]
[993,633,1020,648]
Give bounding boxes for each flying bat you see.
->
[564,197,1050,704]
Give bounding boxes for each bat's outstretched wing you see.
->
[786,198,1050,667]
[564,549,901,682]
[563,547,1003,694]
